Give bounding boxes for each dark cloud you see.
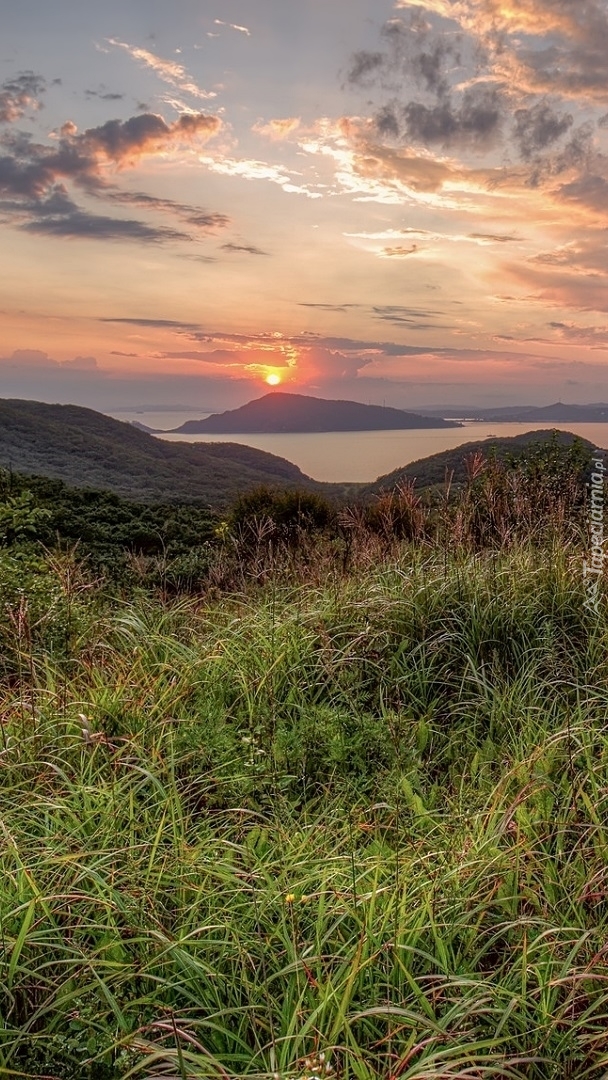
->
[100,317,203,330]
[555,172,608,215]
[468,232,520,243]
[110,190,230,230]
[346,9,479,164]
[552,124,594,172]
[98,321,455,358]
[521,121,594,187]
[374,105,401,139]
[179,253,217,264]
[548,321,608,348]
[349,14,463,101]
[381,17,460,99]
[409,41,455,98]
[347,51,384,86]
[0,154,60,201]
[22,209,189,242]
[381,244,419,257]
[403,85,504,150]
[156,349,248,366]
[372,304,446,328]
[85,90,125,101]
[298,303,362,312]
[512,0,608,102]
[373,305,442,318]
[290,332,428,356]
[0,72,45,123]
[0,109,225,244]
[221,242,270,256]
[78,111,220,161]
[513,102,573,161]
[0,111,222,196]
[371,303,451,329]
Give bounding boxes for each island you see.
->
[168,392,462,434]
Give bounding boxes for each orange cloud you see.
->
[107,39,217,101]
[252,117,301,140]
[396,0,608,103]
[80,112,222,166]
[0,72,46,123]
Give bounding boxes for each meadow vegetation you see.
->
[1,439,608,1078]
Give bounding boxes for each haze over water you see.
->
[113,411,608,483]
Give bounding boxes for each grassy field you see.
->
[1,527,608,1078]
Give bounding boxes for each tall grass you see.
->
[0,530,608,1078]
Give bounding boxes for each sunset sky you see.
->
[2,0,608,411]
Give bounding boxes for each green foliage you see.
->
[368,428,595,496]
[0,397,324,505]
[230,486,336,546]
[0,539,607,1076]
[0,490,51,544]
[1,443,608,1076]
[0,468,218,587]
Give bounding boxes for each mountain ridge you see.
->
[413,402,608,422]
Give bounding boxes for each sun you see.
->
[265,373,281,386]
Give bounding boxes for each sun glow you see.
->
[265,373,281,386]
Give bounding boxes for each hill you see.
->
[1,398,604,509]
[0,398,325,505]
[363,428,604,495]
[414,402,608,422]
[482,402,608,422]
[168,392,462,433]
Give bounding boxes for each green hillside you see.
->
[364,427,603,495]
[0,398,324,505]
[0,400,604,514]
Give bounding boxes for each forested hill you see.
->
[363,428,602,495]
[170,392,461,433]
[0,398,323,505]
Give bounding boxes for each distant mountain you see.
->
[0,398,326,505]
[480,403,608,422]
[363,428,604,496]
[414,403,608,422]
[169,392,462,433]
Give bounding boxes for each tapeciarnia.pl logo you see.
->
[583,455,606,615]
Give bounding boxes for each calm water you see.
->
[111,410,608,483]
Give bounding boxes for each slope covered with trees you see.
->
[0,398,323,504]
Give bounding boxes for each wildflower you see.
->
[285,893,296,904]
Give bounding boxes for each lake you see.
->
[111,409,608,483]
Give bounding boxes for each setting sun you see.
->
[265,373,281,386]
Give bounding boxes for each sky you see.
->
[2,0,608,411]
